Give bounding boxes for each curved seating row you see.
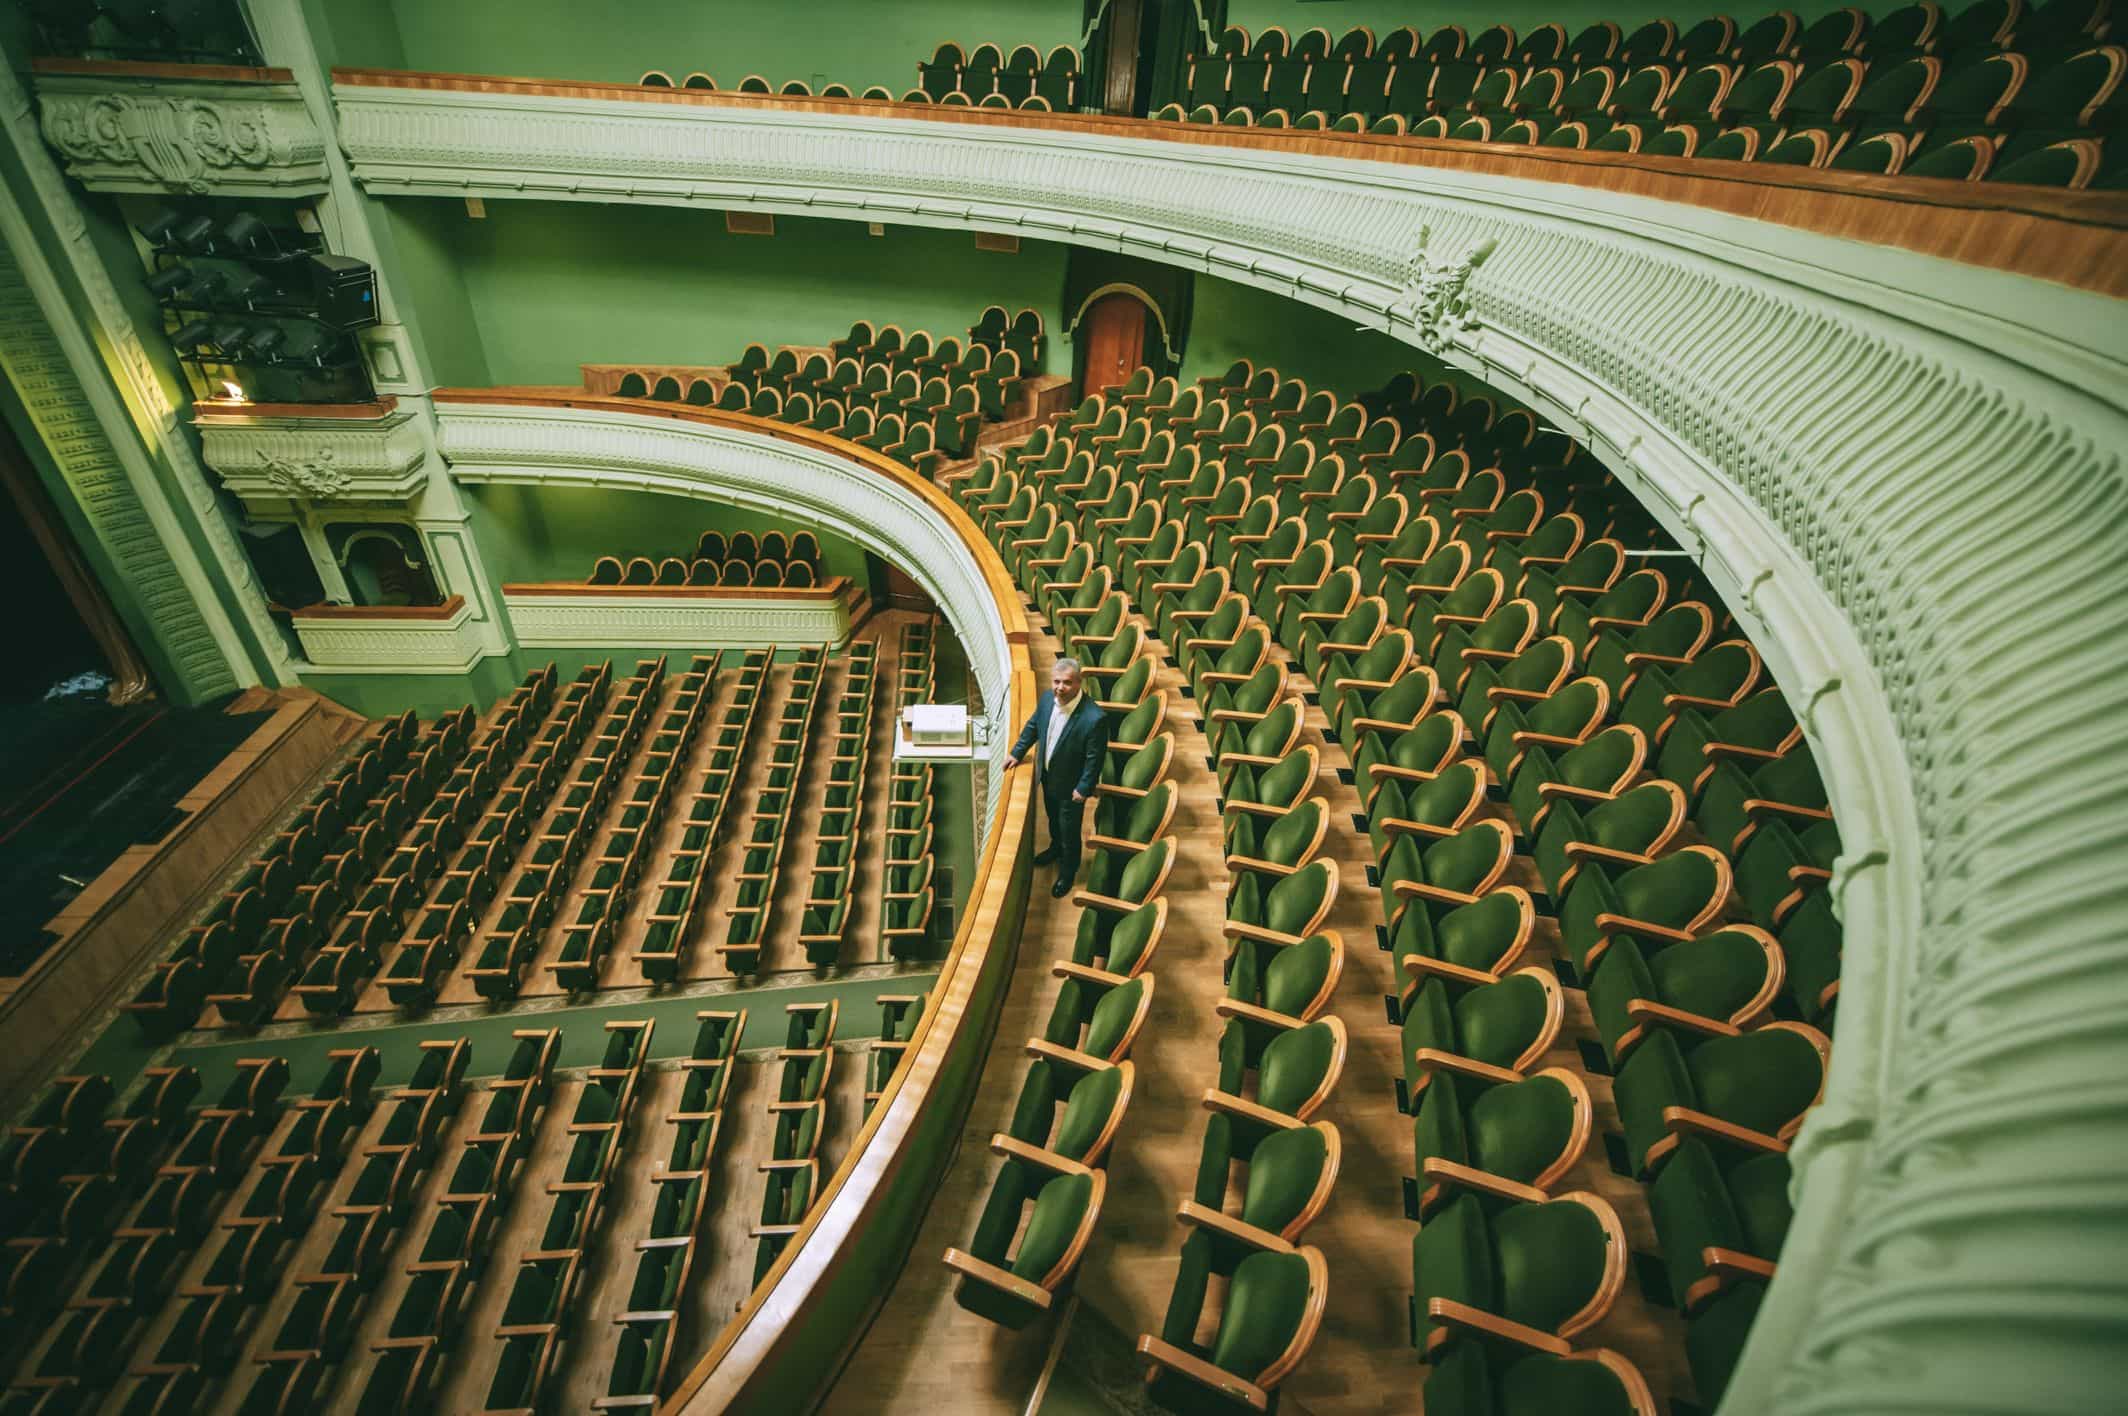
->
[751,1002,839,1281]
[800,640,880,965]
[882,622,940,960]
[720,647,828,974]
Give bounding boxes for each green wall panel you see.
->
[396,200,1070,387]
[460,482,871,585]
[379,0,1083,91]
[1179,271,1472,403]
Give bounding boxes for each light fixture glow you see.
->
[220,380,250,404]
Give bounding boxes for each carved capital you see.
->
[1394,225,1496,353]
[36,73,327,195]
[198,406,431,510]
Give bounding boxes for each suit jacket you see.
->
[1011,690,1110,801]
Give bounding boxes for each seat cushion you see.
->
[1468,1074,1576,1184]
[1209,1249,1312,1379]
[1010,1170,1093,1282]
[1493,1197,1608,1334]
[1411,1193,1496,1349]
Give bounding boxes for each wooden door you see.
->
[1078,293,1147,401]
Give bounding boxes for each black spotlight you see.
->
[175,214,219,252]
[241,325,288,362]
[221,212,271,253]
[172,320,214,348]
[145,265,194,298]
[138,210,185,249]
[307,254,379,331]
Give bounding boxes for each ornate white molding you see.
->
[335,88,2128,1413]
[36,72,328,195]
[436,403,1016,814]
[0,57,290,688]
[291,596,482,673]
[503,588,854,650]
[197,406,430,511]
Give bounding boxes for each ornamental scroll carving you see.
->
[261,449,351,498]
[36,79,327,195]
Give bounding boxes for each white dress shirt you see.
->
[1043,690,1080,767]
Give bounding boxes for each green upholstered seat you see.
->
[1354,711,1464,811]
[1616,638,1759,747]
[1142,1245,1327,1410]
[1479,671,1607,782]
[1531,779,1686,898]
[1612,1022,1829,1178]
[1412,1067,1591,1211]
[1584,926,1783,1065]
[1411,1190,1624,1355]
[1425,1340,1654,1416]
[951,1167,1103,1328]
[1506,723,1647,839]
[1391,886,1535,993]
[1401,967,1560,1100]
[1556,843,1731,974]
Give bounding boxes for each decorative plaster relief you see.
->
[503,591,852,651]
[36,74,328,195]
[198,406,431,511]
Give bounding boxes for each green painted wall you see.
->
[391,199,1070,388]
[461,482,870,586]
[1222,0,1920,41]
[375,0,1084,91]
[1179,272,1475,404]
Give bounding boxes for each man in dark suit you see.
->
[1005,656,1110,897]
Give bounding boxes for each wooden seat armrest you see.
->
[1200,1089,1301,1132]
[1536,782,1615,804]
[988,1134,1093,1176]
[1070,887,1139,913]
[1484,527,1533,542]
[1222,920,1305,948]
[752,1222,803,1238]
[1024,1038,1113,1074]
[1269,580,1316,598]
[1423,1299,1572,1361]
[545,1177,607,1195]
[1197,671,1253,687]
[1051,960,1128,989]
[1218,750,1281,769]
[1411,1047,1522,1087]
[1213,997,1304,1031]
[766,1100,823,1114]
[1316,638,1372,656]
[1585,613,1650,632]
[1701,1246,1778,1285]
[1084,831,1146,854]
[1512,730,1587,749]
[1789,864,1833,887]
[1175,1199,1296,1254]
[1622,650,1693,668]
[1349,716,1419,736]
[1562,841,1654,869]
[871,1039,912,1056]
[1370,764,1444,786]
[1624,999,1740,1040]
[1431,611,1485,627]
[615,1309,679,1325]
[1592,911,1697,944]
[1662,1105,1789,1156]
[1662,691,1737,711]
[758,1158,816,1172]
[1347,524,1393,537]
[1107,737,1149,754]
[1393,881,1481,908]
[1486,684,1549,703]
[1225,852,1299,877]
[1516,552,1572,568]
[1745,797,1835,823]
[942,1247,1052,1309]
[1401,953,1500,987]
[494,1323,559,1340]
[1382,817,1456,841]
[1223,799,1288,819]
[1145,579,1193,595]
[1461,646,1518,664]
[1700,740,1784,765]
[1325,674,1395,698]
[1294,610,1346,625]
[1052,604,1102,622]
[1448,504,1493,519]
[370,1335,438,1353]
[634,1235,693,1250]
[662,1110,721,1124]
[1419,1158,1548,1213]
[1206,706,1270,724]
[1376,556,1433,571]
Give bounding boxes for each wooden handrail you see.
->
[427,389,1034,1415]
[334,67,2128,296]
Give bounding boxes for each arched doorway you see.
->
[1073,289,1152,400]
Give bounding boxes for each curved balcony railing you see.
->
[327,88,2128,1415]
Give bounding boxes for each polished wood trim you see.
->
[426,392,1036,1415]
[334,68,2128,294]
[289,594,464,621]
[500,577,851,602]
[36,57,296,84]
[194,397,400,421]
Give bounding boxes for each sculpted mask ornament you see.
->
[1397,226,1497,353]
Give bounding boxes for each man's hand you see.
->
[1072,789,1086,802]
[1005,754,1024,769]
